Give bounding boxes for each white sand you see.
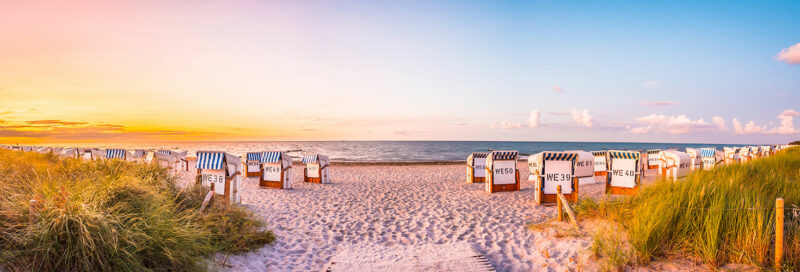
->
[177,161,665,272]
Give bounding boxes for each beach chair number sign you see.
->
[263,163,282,180]
[201,172,226,195]
[543,160,573,194]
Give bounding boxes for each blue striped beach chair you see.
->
[196,151,242,204]
[303,154,330,184]
[259,151,293,189]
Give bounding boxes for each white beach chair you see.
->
[244,152,262,178]
[723,147,739,165]
[467,152,488,183]
[530,151,579,205]
[259,151,293,189]
[699,148,719,170]
[605,150,642,195]
[591,151,608,176]
[195,151,242,204]
[129,150,147,163]
[658,150,690,181]
[645,149,661,169]
[303,154,330,184]
[566,150,595,185]
[485,150,519,193]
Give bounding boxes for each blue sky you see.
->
[0,0,798,144]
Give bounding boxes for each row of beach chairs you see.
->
[466,144,791,205]
[3,144,792,207]
[0,145,331,205]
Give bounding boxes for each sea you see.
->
[34,141,743,162]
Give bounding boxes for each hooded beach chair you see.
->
[530,151,579,205]
[738,147,751,163]
[244,152,263,177]
[467,152,488,183]
[566,150,595,185]
[485,150,519,193]
[105,149,127,160]
[605,150,642,195]
[684,148,703,170]
[759,146,772,158]
[723,147,739,165]
[658,150,690,181]
[259,151,293,189]
[60,148,78,159]
[591,151,608,176]
[303,154,330,184]
[699,148,720,170]
[129,150,147,163]
[195,151,242,204]
[159,150,188,171]
[645,149,661,169]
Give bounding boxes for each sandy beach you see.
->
[176,160,634,271]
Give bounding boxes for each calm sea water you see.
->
[38,141,741,162]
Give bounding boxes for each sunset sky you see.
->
[1,0,799,144]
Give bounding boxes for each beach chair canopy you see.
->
[196,151,240,178]
[196,151,226,170]
[261,151,293,168]
[131,150,146,158]
[246,152,262,163]
[105,149,126,159]
[302,154,330,167]
[608,150,640,160]
[486,150,518,169]
[530,151,576,175]
[699,148,717,158]
[467,152,488,166]
[591,151,606,157]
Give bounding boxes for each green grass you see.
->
[576,147,800,270]
[0,149,274,271]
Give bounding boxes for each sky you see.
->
[1,0,799,144]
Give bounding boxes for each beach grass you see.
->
[576,147,800,270]
[0,149,274,271]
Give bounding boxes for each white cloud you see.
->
[732,110,799,135]
[570,109,593,128]
[553,85,564,93]
[643,81,659,89]
[527,109,540,128]
[641,101,678,107]
[492,120,522,129]
[712,116,727,131]
[628,114,715,134]
[775,42,800,65]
